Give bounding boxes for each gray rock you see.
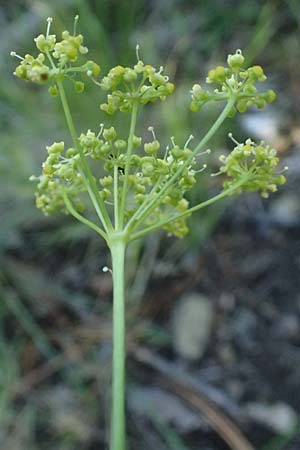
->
[240,112,279,143]
[171,293,214,360]
[128,385,202,432]
[269,193,300,226]
[245,402,297,434]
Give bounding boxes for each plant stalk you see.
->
[56,79,113,233]
[109,236,127,450]
[120,102,138,227]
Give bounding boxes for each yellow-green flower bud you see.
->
[100,188,111,200]
[132,136,142,148]
[135,193,145,204]
[34,34,56,52]
[100,176,113,188]
[86,60,101,77]
[207,66,228,83]
[75,202,85,213]
[142,162,155,176]
[75,81,85,93]
[47,141,64,154]
[249,65,266,81]
[166,82,175,94]
[123,68,137,83]
[115,139,127,151]
[227,50,244,71]
[48,85,59,96]
[103,127,117,141]
[144,140,160,155]
[177,198,189,212]
[191,84,203,100]
[264,90,276,103]
[66,148,77,158]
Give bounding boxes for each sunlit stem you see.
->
[109,234,127,450]
[62,191,107,240]
[119,102,138,227]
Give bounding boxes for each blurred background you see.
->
[1,0,300,449]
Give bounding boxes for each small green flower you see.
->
[100,58,174,114]
[35,33,56,53]
[53,30,88,63]
[190,49,276,114]
[11,17,100,95]
[13,53,50,84]
[219,136,287,198]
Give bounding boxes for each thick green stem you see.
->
[110,236,127,450]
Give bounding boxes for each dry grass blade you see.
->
[162,379,255,450]
[131,345,255,450]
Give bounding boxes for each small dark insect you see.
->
[109,153,125,174]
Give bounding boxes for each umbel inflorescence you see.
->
[11,16,287,450]
[11,17,286,242]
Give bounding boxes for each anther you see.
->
[196,149,211,157]
[171,136,176,147]
[228,133,239,145]
[10,51,24,60]
[97,123,104,138]
[163,145,169,160]
[88,76,101,87]
[148,126,156,141]
[136,44,140,62]
[184,134,194,149]
[46,17,53,38]
[73,15,79,35]
[102,266,112,274]
[195,164,207,174]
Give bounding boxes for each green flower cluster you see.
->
[219,137,286,198]
[100,60,175,114]
[12,17,286,241]
[123,140,198,237]
[12,17,100,95]
[190,49,276,115]
[78,127,197,236]
[31,124,199,237]
[13,53,50,84]
[32,142,86,215]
